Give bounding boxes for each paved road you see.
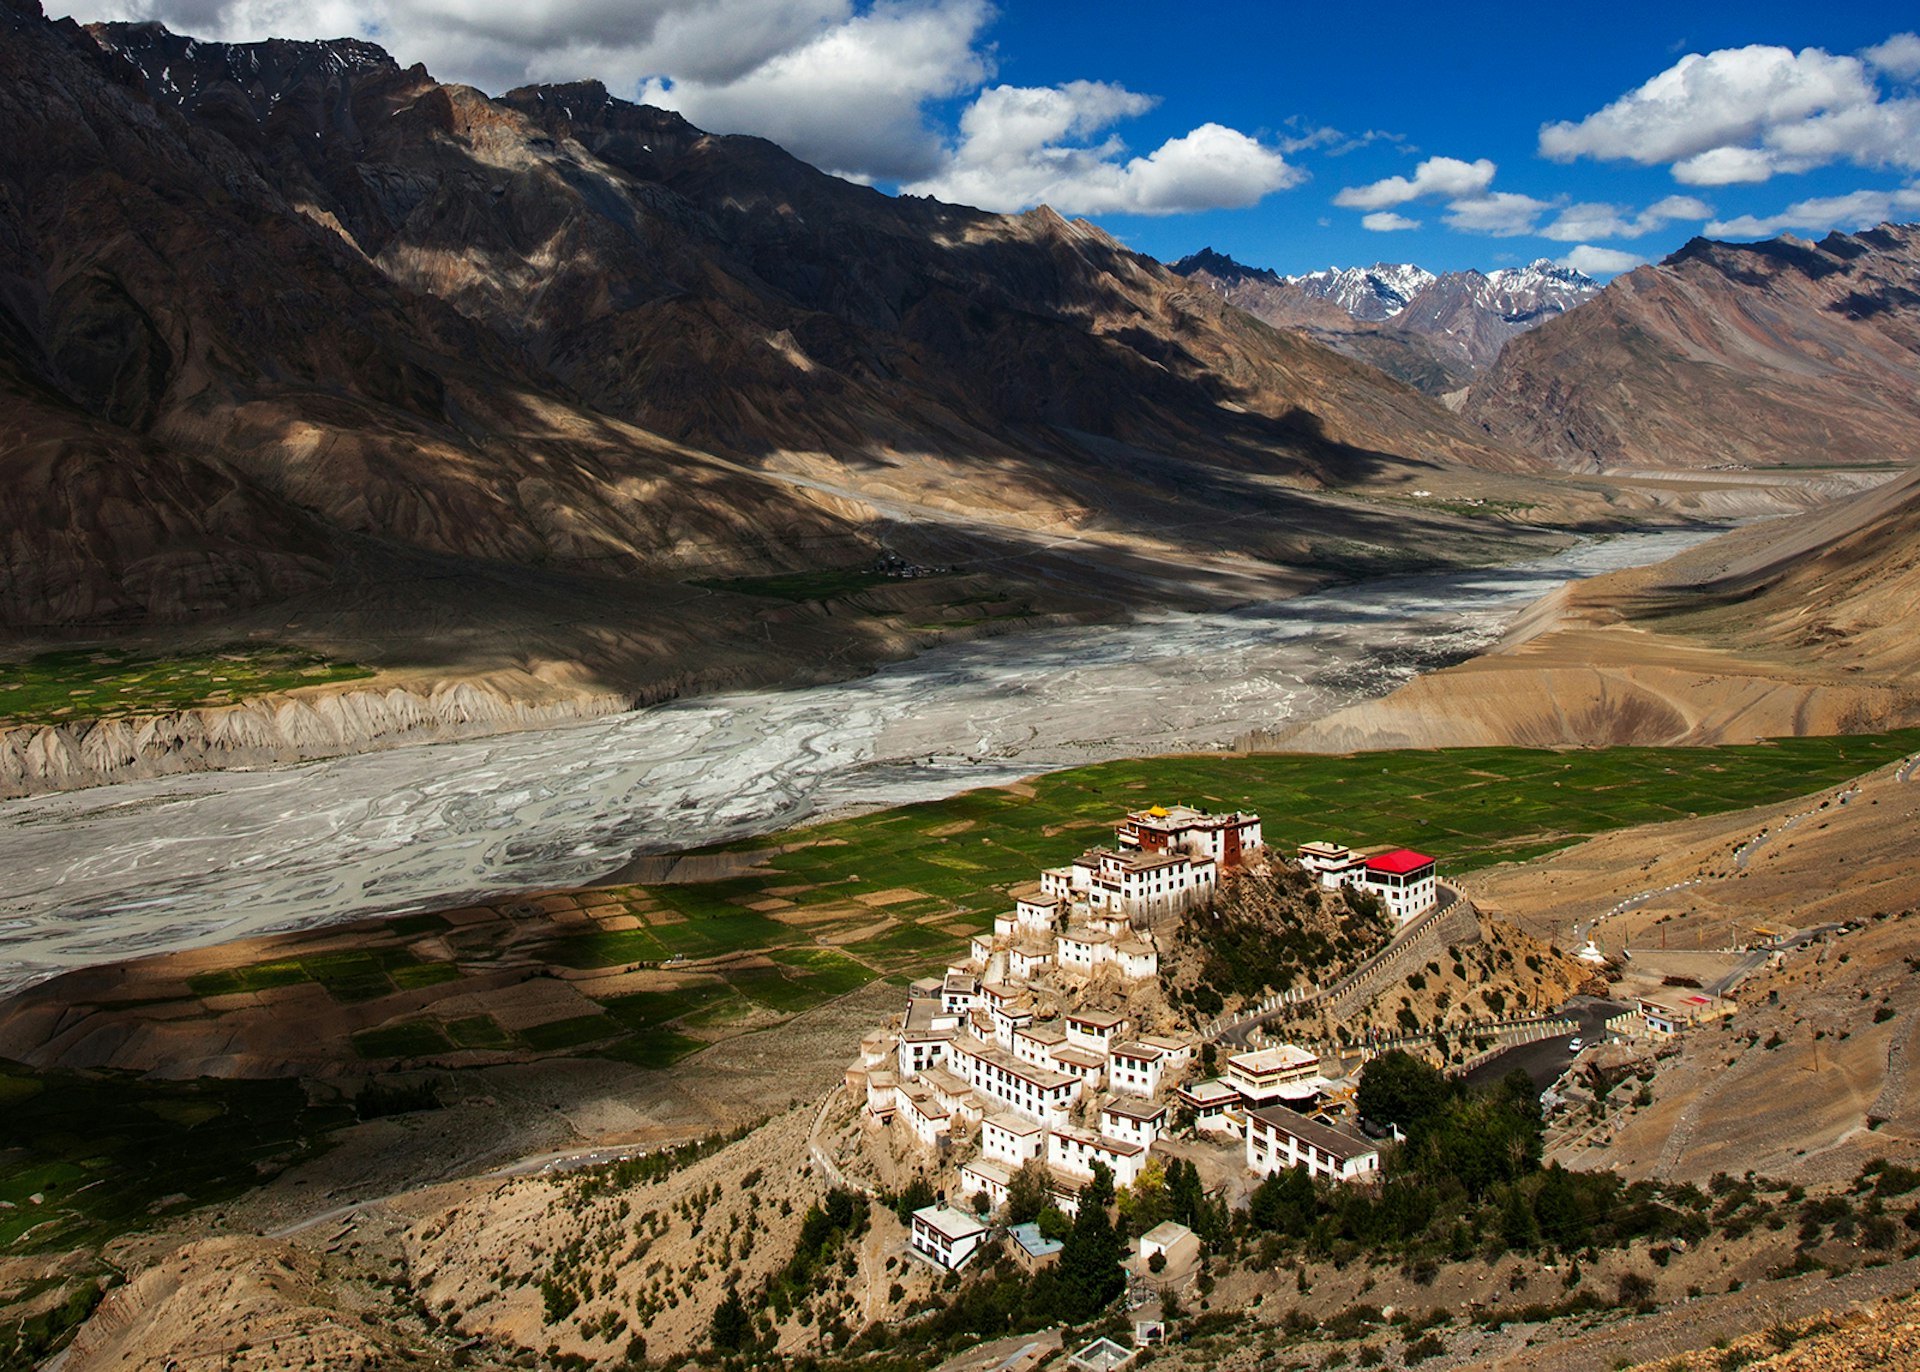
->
[1461,998,1627,1092]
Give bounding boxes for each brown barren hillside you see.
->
[1467,223,1920,471]
[1282,467,1920,751]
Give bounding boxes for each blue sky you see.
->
[82,0,1920,277]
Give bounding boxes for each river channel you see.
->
[0,528,1722,995]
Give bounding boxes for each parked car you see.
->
[1568,1037,1585,1053]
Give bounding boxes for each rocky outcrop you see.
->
[1466,224,1920,470]
[0,680,630,797]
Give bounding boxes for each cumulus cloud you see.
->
[904,84,1300,215]
[639,0,993,179]
[1558,244,1646,276]
[1361,211,1420,232]
[1333,155,1496,209]
[92,0,1304,213]
[1863,32,1920,81]
[1443,191,1553,237]
[1539,194,1711,241]
[1706,185,1920,238]
[1540,38,1920,184]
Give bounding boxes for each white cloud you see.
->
[1333,155,1496,209]
[1443,192,1553,237]
[1540,194,1711,241]
[1361,211,1420,232]
[1706,185,1920,238]
[904,85,1300,215]
[637,0,994,180]
[1539,38,1920,184]
[89,0,1307,215]
[1558,245,1646,276]
[1672,146,1777,185]
[1863,32,1920,81]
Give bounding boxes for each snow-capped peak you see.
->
[1281,262,1438,321]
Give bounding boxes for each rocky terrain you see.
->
[1169,249,1598,393]
[1281,464,1920,752]
[1467,223,1920,470]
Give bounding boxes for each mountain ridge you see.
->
[1465,222,1920,470]
[1168,248,1598,392]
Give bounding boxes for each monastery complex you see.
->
[842,805,1444,1268]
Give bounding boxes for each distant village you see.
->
[842,804,1448,1275]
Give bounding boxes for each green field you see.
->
[0,1063,349,1253]
[690,732,1920,916]
[0,645,372,728]
[191,947,460,1003]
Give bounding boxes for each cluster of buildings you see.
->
[1296,841,1439,924]
[841,806,1417,1271]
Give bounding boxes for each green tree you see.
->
[709,1287,751,1352]
[1007,1157,1051,1225]
[1357,1050,1452,1138]
[1057,1194,1126,1321]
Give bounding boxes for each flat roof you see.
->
[1101,1099,1168,1122]
[984,1111,1045,1136]
[1140,1220,1195,1247]
[1068,1009,1128,1028]
[1298,840,1350,857]
[1008,1221,1063,1258]
[1366,848,1435,875]
[952,1035,1077,1091]
[1178,1077,1240,1105]
[1017,1023,1069,1044]
[1247,1106,1378,1160]
[1053,1046,1107,1069]
[1228,1044,1319,1075]
[1109,1041,1165,1062]
[961,1157,1012,1186]
[1051,1123,1144,1157]
[1137,1034,1193,1053]
[913,1204,989,1242]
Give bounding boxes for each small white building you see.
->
[1297,840,1364,888]
[1065,848,1219,921]
[948,1034,1082,1124]
[1052,1045,1107,1087]
[1013,1022,1069,1069]
[910,1204,991,1270]
[1047,1123,1148,1188]
[1137,1220,1200,1271]
[1245,1107,1380,1184]
[1223,1044,1324,1106]
[898,1083,952,1151]
[1115,939,1159,980]
[1107,1041,1166,1098]
[865,1069,898,1120]
[1008,946,1053,981]
[1136,1034,1195,1072]
[942,971,981,1015]
[969,933,995,965]
[1099,1099,1168,1150]
[897,1031,952,1077]
[1057,926,1114,974]
[959,1157,1013,1212]
[981,1112,1047,1166]
[1015,890,1063,932]
[1355,849,1438,923]
[1066,1010,1128,1056]
[1176,1077,1244,1136]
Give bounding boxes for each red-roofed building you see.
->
[1357,849,1437,923]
